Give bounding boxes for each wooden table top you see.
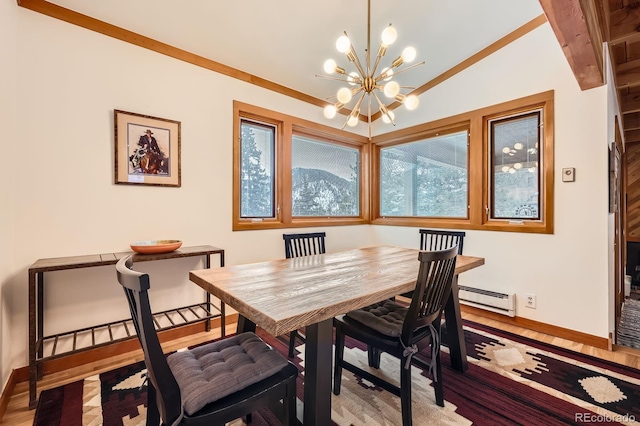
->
[189,245,484,336]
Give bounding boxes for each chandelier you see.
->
[318,0,424,137]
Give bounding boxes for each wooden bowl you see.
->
[130,240,183,254]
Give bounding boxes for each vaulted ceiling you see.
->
[540,0,640,144]
[16,0,640,142]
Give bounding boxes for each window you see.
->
[240,120,275,218]
[372,91,554,233]
[233,101,369,230]
[379,131,468,218]
[292,135,360,217]
[489,111,541,221]
[234,92,553,233]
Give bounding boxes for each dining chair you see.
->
[282,231,326,358]
[333,246,458,426]
[419,228,466,254]
[115,255,299,426]
[369,230,465,369]
[393,228,464,302]
[283,231,326,259]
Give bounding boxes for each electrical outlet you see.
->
[525,293,537,309]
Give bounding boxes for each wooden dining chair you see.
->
[394,228,464,304]
[370,229,466,370]
[283,231,326,259]
[282,232,326,358]
[419,228,466,254]
[115,255,298,426]
[333,246,458,426]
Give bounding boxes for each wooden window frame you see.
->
[233,101,370,231]
[372,123,472,226]
[370,91,554,234]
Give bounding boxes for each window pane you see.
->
[240,120,275,218]
[291,135,359,216]
[490,111,541,220]
[380,131,468,217]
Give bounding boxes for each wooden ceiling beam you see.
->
[608,2,640,45]
[624,111,640,130]
[625,129,640,143]
[538,0,605,90]
[617,58,640,88]
[622,92,640,113]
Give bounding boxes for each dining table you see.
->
[189,244,484,426]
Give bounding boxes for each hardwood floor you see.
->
[2,315,640,425]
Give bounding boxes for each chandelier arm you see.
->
[372,91,396,126]
[348,48,368,82]
[371,90,386,109]
[315,74,355,84]
[340,113,352,130]
[352,91,366,113]
[375,61,425,82]
[340,92,367,131]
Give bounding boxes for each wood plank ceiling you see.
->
[540,0,640,145]
[610,0,640,144]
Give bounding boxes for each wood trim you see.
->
[232,101,370,231]
[0,369,20,422]
[16,0,327,109]
[461,305,609,350]
[470,115,485,228]
[370,90,555,234]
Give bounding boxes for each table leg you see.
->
[443,275,468,372]
[28,271,37,409]
[237,315,256,334]
[303,318,333,426]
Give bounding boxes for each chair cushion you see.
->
[167,332,290,415]
[345,299,408,337]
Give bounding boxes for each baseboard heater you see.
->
[458,285,516,317]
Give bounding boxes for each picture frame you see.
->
[114,109,181,187]
[609,143,620,214]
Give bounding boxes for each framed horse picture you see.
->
[114,109,181,187]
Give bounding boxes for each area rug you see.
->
[34,321,640,425]
[618,298,640,349]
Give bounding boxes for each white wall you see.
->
[4,7,611,393]
[6,8,376,378]
[375,23,610,337]
[1,0,18,394]
[605,44,620,336]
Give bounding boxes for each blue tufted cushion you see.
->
[166,332,290,415]
[345,299,408,337]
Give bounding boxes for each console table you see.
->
[27,244,225,409]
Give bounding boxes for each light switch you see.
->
[562,167,575,182]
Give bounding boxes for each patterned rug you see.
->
[34,321,640,425]
[618,299,640,349]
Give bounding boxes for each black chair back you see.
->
[402,246,458,344]
[116,256,182,425]
[283,232,326,259]
[419,229,465,255]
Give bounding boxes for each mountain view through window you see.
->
[292,135,359,217]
